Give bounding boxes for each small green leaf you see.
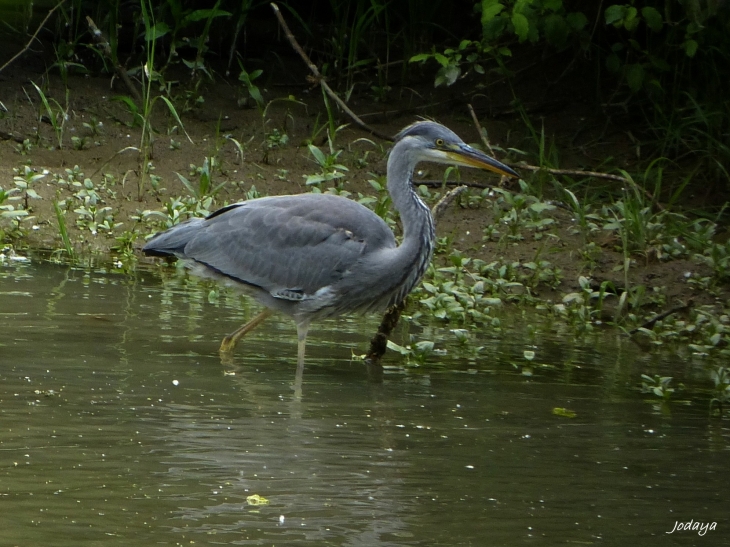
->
[1,209,28,218]
[529,202,556,213]
[511,13,529,42]
[682,39,698,58]
[386,340,411,355]
[409,53,431,63]
[183,9,232,24]
[566,11,588,31]
[641,7,663,31]
[624,7,639,31]
[433,53,449,68]
[414,340,435,354]
[481,0,505,24]
[145,22,170,41]
[304,174,326,186]
[604,5,625,26]
[435,64,461,87]
[307,144,327,165]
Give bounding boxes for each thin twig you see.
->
[467,103,495,157]
[0,0,68,75]
[469,111,628,185]
[86,16,143,104]
[89,146,140,179]
[270,3,393,142]
[517,163,627,182]
[517,164,664,211]
[431,185,468,220]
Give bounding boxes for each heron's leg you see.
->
[295,320,310,368]
[220,308,273,353]
[292,360,304,405]
[290,321,309,405]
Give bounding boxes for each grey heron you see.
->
[142,121,518,366]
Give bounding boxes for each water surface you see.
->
[1,259,728,546]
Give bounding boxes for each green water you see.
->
[0,258,728,546]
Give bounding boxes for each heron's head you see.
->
[393,121,519,179]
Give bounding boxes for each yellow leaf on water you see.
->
[552,407,577,418]
[246,494,269,506]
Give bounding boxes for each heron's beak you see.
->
[440,143,519,179]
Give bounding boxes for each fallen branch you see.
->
[517,164,664,211]
[270,3,393,142]
[0,0,68,75]
[86,16,143,104]
[467,104,664,210]
[629,299,693,335]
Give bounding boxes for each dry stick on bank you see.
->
[86,16,143,104]
[628,299,694,336]
[0,0,68,75]
[465,103,665,210]
[269,3,393,142]
[366,185,468,364]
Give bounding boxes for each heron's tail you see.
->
[142,217,205,258]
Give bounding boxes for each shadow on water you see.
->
[1,258,728,546]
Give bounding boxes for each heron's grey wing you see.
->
[142,216,205,257]
[169,194,396,298]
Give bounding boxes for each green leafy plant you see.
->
[641,374,675,400]
[709,366,730,415]
[12,166,45,208]
[262,128,288,164]
[238,63,264,110]
[176,157,226,201]
[304,144,349,186]
[53,199,75,258]
[31,82,68,149]
[386,338,436,365]
[74,205,120,235]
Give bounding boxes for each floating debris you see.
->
[246,494,270,506]
[552,407,577,418]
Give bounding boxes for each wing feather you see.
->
[144,194,396,298]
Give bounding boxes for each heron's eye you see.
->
[435,138,444,146]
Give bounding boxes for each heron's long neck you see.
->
[386,151,435,301]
